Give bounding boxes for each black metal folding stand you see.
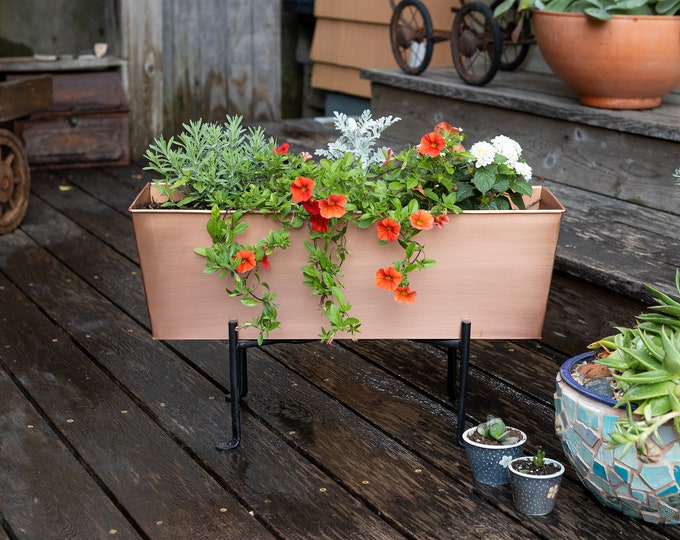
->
[216,319,472,451]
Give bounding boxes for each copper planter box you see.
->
[129,184,565,341]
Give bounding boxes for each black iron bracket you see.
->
[216,319,472,451]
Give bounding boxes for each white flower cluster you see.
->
[316,110,401,171]
[469,135,533,181]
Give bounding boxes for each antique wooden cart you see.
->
[0,75,51,234]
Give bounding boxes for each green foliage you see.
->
[476,416,523,445]
[590,269,680,461]
[495,0,680,20]
[145,112,536,344]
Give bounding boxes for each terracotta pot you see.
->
[555,353,680,524]
[532,11,680,110]
[129,183,564,341]
[462,426,527,486]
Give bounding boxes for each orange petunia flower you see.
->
[433,214,449,229]
[417,132,446,157]
[274,143,290,155]
[375,267,402,291]
[302,199,321,215]
[394,286,417,304]
[319,193,347,219]
[290,176,315,203]
[410,210,434,230]
[234,250,256,273]
[434,122,460,136]
[310,214,329,233]
[377,217,401,242]
[260,254,271,270]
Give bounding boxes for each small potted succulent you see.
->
[462,416,527,486]
[508,447,565,515]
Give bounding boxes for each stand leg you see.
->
[455,320,471,446]
[216,320,242,451]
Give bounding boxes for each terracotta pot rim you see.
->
[532,10,680,21]
[462,426,527,449]
[508,457,565,479]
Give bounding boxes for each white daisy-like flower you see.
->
[469,141,496,168]
[499,455,513,468]
[510,161,533,181]
[491,135,522,163]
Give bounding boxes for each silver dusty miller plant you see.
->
[315,110,401,170]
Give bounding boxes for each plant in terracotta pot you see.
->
[140,111,551,344]
[508,446,565,515]
[495,0,680,109]
[462,415,527,486]
[555,269,680,523]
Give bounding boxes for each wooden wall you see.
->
[107,0,281,160]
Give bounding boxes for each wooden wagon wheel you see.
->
[0,129,30,234]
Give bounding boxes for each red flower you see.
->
[302,199,321,215]
[274,143,290,155]
[310,214,329,233]
[290,176,314,203]
[410,210,434,230]
[319,193,347,219]
[260,254,271,270]
[434,122,459,136]
[377,217,401,242]
[394,286,417,304]
[417,132,446,157]
[433,214,449,229]
[375,267,402,291]
[234,250,256,273]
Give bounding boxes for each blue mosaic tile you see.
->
[614,464,630,483]
[573,421,600,447]
[592,460,608,480]
[674,465,680,487]
[601,414,618,438]
[640,465,674,491]
[657,425,676,446]
[577,403,601,431]
[561,392,576,422]
[614,444,641,468]
[658,484,679,497]
[576,441,595,467]
[665,443,680,463]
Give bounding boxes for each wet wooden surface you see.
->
[1,159,679,539]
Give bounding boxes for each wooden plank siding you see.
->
[106,0,281,160]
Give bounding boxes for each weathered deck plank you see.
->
[0,360,142,539]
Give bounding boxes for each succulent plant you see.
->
[476,415,522,445]
[589,269,680,461]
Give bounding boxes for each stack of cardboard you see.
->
[310,0,458,98]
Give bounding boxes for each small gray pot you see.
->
[462,426,527,486]
[509,457,565,515]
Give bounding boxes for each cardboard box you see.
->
[315,0,458,29]
[311,19,453,70]
[310,0,459,98]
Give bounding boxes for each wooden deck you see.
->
[1,159,679,539]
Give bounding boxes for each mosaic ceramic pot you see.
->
[462,426,527,486]
[555,352,680,524]
[509,457,565,515]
